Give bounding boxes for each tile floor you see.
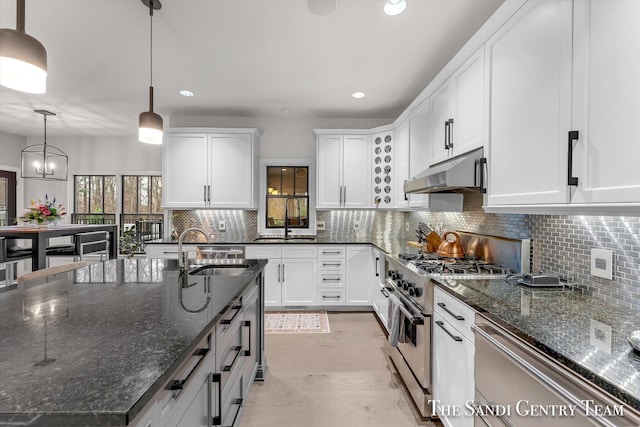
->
[240,312,439,427]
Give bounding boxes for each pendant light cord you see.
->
[149,2,153,87]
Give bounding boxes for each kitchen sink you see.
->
[253,236,316,242]
[187,259,257,276]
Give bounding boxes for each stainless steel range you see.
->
[385,231,530,419]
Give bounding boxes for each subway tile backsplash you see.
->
[173,195,640,311]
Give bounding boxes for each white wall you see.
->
[170,114,392,158]
[0,130,27,215]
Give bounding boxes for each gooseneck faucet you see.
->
[284,196,300,240]
[178,227,211,270]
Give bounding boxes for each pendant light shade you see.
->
[0,0,47,94]
[21,110,68,181]
[138,0,163,145]
[384,0,407,16]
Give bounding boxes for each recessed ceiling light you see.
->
[352,92,365,99]
[179,90,194,97]
[384,0,407,16]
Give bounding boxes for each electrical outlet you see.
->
[591,248,612,279]
[218,220,226,232]
[405,221,410,232]
[316,220,325,231]
[354,220,361,231]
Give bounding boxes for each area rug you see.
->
[265,311,330,334]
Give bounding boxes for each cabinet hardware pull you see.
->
[322,278,341,282]
[447,118,454,148]
[322,262,341,267]
[436,320,462,342]
[277,263,281,282]
[322,251,341,255]
[437,302,465,320]
[222,345,243,372]
[210,372,222,426]
[338,186,342,206]
[478,157,487,194]
[220,304,243,325]
[322,295,341,300]
[282,264,285,282]
[243,320,251,357]
[380,289,389,298]
[162,251,179,254]
[227,398,244,427]
[568,130,579,186]
[204,185,207,203]
[166,335,211,396]
[375,257,380,277]
[444,120,449,150]
[344,186,347,205]
[208,185,212,202]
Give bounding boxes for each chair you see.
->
[0,237,32,286]
[17,261,89,284]
[46,231,109,262]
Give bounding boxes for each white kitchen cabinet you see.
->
[429,47,485,166]
[571,0,640,204]
[433,287,476,427]
[316,133,371,209]
[163,128,259,209]
[394,118,410,209]
[245,245,317,307]
[407,102,431,208]
[371,249,389,330]
[371,129,395,208]
[317,246,346,305]
[345,246,373,305]
[486,0,573,206]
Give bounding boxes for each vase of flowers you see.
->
[19,195,67,226]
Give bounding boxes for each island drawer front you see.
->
[317,246,346,259]
[216,321,245,398]
[157,331,214,426]
[281,245,317,259]
[434,286,475,341]
[318,288,345,305]
[218,370,245,427]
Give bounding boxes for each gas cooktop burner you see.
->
[398,252,512,276]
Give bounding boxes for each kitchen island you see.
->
[0,258,266,426]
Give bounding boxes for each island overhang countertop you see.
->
[0,258,266,426]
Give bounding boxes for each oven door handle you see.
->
[399,305,424,325]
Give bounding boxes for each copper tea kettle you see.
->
[436,232,465,258]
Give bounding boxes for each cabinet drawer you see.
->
[318,288,345,305]
[318,259,344,271]
[281,245,317,258]
[317,246,345,258]
[434,287,475,341]
[318,272,344,287]
[157,331,213,425]
[245,245,281,259]
[219,371,245,427]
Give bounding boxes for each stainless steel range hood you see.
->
[404,148,486,194]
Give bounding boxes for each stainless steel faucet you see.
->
[178,227,211,270]
[284,196,300,240]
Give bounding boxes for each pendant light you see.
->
[138,0,163,145]
[384,0,407,16]
[21,110,68,181]
[0,0,47,93]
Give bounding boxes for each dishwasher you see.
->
[473,314,640,427]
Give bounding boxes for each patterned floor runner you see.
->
[265,311,330,334]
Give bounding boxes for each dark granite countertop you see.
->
[145,234,407,255]
[0,258,266,426]
[432,275,640,413]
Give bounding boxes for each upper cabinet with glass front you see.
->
[162,128,260,209]
[265,166,309,231]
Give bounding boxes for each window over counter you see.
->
[258,159,316,236]
[266,166,309,230]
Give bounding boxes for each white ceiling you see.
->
[0,0,503,139]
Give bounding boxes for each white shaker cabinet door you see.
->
[571,0,640,204]
[282,258,317,305]
[486,0,573,206]
[163,133,209,208]
[317,135,343,209]
[345,246,373,305]
[408,102,431,208]
[429,79,455,166]
[208,133,255,208]
[342,135,371,208]
[452,46,485,159]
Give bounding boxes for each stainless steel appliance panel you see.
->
[474,315,640,427]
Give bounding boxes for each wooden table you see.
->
[0,224,118,271]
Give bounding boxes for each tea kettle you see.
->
[436,232,465,258]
